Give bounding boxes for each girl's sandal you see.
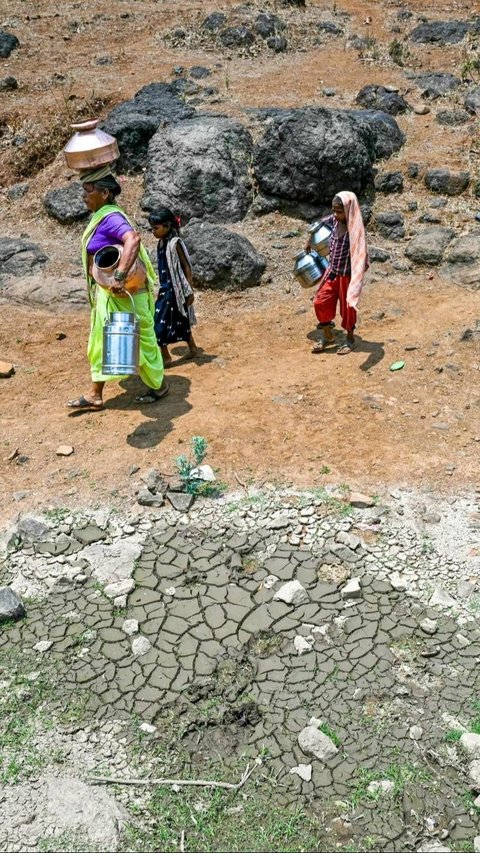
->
[311,339,335,354]
[337,343,354,355]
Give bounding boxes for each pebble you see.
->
[33,640,53,653]
[409,725,423,740]
[122,619,139,636]
[131,636,152,657]
[0,361,15,378]
[420,618,438,635]
[56,445,74,457]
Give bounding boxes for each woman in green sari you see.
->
[67,169,168,410]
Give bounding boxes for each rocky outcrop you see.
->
[182,221,266,290]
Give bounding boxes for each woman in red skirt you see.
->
[309,191,368,355]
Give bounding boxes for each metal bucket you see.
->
[293,250,328,288]
[307,221,332,256]
[102,291,140,376]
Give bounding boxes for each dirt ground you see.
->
[1,0,480,521]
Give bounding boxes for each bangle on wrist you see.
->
[114,269,127,282]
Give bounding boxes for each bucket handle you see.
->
[106,289,138,318]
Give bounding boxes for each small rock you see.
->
[139,722,157,735]
[289,763,312,782]
[189,464,215,482]
[460,733,480,758]
[341,577,361,600]
[267,515,290,530]
[349,492,375,508]
[166,491,195,512]
[429,588,456,608]
[33,640,53,653]
[165,587,176,596]
[122,619,139,636]
[263,575,279,589]
[56,445,74,457]
[456,633,470,648]
[366,779,394,795]
[0,361,15,378]
[413,104,430,115]
[473,837,480,853]
[273,580,309,606]
[0,586,26,622]
[470,760,480,790]
[409,725,423,740]
[390,572,407,591]
[423,512,441,524]
[420,618,437,635]
[298,723,338,761]
[294,635,313,655]
[137,489,164,508]
[131,635,152,657]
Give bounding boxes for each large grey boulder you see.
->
[408,71,460,99]
[252,107,402,215]
[355,85,409,116]
[344,109,405,159]
[182,221,266,290]
[102,82,195,172]
[425,169,470,196]
[0,587,26,623]
[0,238,48,281]
[0,31,19,58]
[409,20,474,44]
[440,231,480,289]
[143,116,253,223]
[1,274,87,309]
[43,183,88,225]
[405,227,455,266]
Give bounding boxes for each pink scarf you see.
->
[338,191,369,310]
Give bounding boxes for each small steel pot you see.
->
[307,221,332,256]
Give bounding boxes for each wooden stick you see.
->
[88,761,259,791]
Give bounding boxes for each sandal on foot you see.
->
[135,382,169,404]
[337,343,353,355]
[311,339,335,354]
[66,395,104,410]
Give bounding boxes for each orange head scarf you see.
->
[337,190,369,310]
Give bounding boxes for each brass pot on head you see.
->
[63,119,119,171]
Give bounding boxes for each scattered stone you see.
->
[375,212,405,240]
[355,84,408,116]
[349,492,375,508]
[0,30,19,58]
[409,725,423,740]
[405,227,455,266]
[469,760,480,790]
[137,489,164,508]
[122,619,139,636]
[298,722,338,761]
[139,722,157,735]
[429,588,456,608]
[390,572,407,591]
[289,763,312,782]
[0,237,48,281]
[425,169,470,196]
[202,12,227,32]
[267,516,290,530]
[374,171,404,194]
[274,580,309,606]
[56,445,74,457]
[294,635,313,655]
[43,183,89,225]
[0,75,18,91]
[263,575,279,589]
[413,104,430,115]
[33,640,53,653]
[460,733,480,758]
[341,577,361,600]
[131,635,152,657]
[0,586,26,622]
[0,361,15,378]
[190,464,215,482]
[166,491,195,512]
[409,20,473,45]
[473,837,480,853]
[140,468,168,494]
[366,779,394,795]
[420,618,437,635]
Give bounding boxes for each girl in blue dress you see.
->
[148,208,198,368]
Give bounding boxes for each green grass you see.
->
[348,763,431,809]
[121,787,322,853]
[44,507,71,523]
[39,833,101,853]
[445,729,463,743]
[318,722,341,747]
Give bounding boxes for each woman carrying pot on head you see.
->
[67,167,168,410]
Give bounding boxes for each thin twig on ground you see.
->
[179,829,186,853]
[88,760,260,790]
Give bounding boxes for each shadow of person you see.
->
[165,345,217,368]
[354,336,385,372]
[113,374,192,448]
